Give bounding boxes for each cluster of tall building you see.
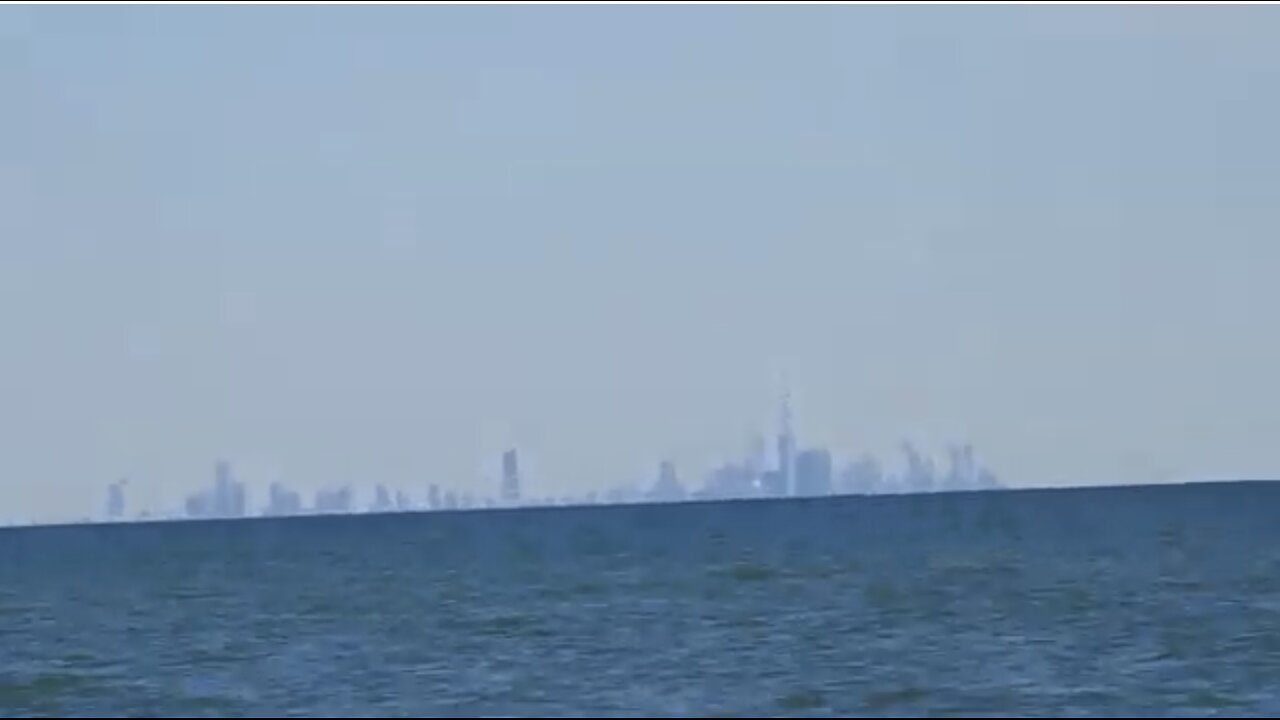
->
[183,461,248,519]
[100,395,1003,522]
[650,393,1001,502]
[689,439,999,502]
[130,449,524,520]
[370,485,412,513]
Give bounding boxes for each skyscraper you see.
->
[184,491,210,519]
[214,460,229,515]
[795,448,833,497]
[760,469,787,498]
[501,449,521,506]
[842,454,884,495]
[649,460,686,502]
[746,431,766,483]
[105,479,126,521]
[267,482,302,516]
[372,484,392,512]
[314,486,353,514]
[214,460,243,517]
[900,441,936,493]
[231,478,247,518]
[776,388,795,496]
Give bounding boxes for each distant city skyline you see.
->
[94,392,1006,525]
[5,5,1280,523]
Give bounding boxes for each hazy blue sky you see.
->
[3,5,1280,521]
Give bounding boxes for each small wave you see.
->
[863,579,902,609]
[0,672,90,705]
[571,580,606,596]
[170,694,244,714]
[1184,688,1246,709]
[864,685,928,709]
[776,688,825,710]
[725,561,776,583]
[474,613,552,639]
[163,588,225,602]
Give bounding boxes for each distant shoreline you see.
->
[4,477,1276,533]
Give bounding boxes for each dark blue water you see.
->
[3,482,1280,717]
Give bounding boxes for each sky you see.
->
[2,5,1280,522]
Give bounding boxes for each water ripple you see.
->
[2,484,1279,716]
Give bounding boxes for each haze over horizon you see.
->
[4,5,1280,523]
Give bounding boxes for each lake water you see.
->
[3,482,1280,717]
